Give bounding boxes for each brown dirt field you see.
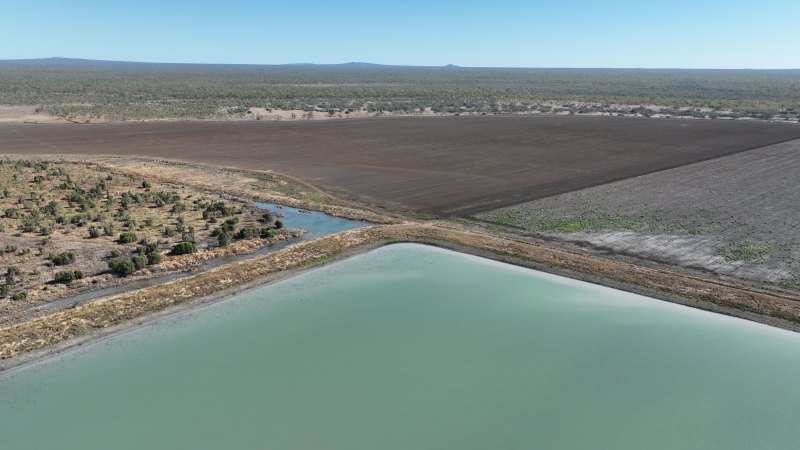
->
[2,117,799,216]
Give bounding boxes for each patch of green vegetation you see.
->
[269,180,334,206]
[719,244,773,262]
[171,241,197,255]
[782,278,799,288]
[487,209,645,234]
[108,257,137,277]
[54,270,84,284]
[118,231,138,244]
[49,251,77,266]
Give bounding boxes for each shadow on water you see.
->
[26,202,371,313]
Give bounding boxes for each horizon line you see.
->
[0,56,798,71]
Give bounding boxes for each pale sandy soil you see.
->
[3,103,788,124]
[0,105,64,123]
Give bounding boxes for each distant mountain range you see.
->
[0,57,462,69]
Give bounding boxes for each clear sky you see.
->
[2,0,798,68]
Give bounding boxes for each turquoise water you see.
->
[1,243,799,449]
[254,201,369,238]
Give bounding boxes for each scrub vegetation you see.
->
[1,59,799,121]
[0,159,289,302]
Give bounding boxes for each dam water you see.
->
[1,243,799,449]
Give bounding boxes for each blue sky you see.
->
[2,0,798,68]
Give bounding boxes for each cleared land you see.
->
[2,117,800,216]
[477,139,800,288]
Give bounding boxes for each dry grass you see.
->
[3,222,800,360]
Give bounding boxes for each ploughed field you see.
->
[2,117,800,216]
[477,139,800,287]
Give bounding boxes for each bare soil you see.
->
[477,139,800,290]
[2,117,799,216]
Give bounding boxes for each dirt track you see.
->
[2,116,799,216]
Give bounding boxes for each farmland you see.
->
[2,117,800,216]
[1,114,800,348]
[476,139,800,289]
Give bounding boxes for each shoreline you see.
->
[3,223,800,373]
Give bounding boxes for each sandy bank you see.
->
[3,222,800,371]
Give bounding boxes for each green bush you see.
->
[274,220,284,230]
[88,226,102,238]
[12,291,28,301]
[50,251,77,266]
[237,228,258,239]
[0,284,10,298]
[131,254,148,270]
[260,228,275,238]
[218,231,231,246]
[146,252,163,265]
[119,231,138,244]
[54,270,84,284]
[5,266,19,285]
[108,257,137,277]
[138,241,159,254]
[171,241,197,255]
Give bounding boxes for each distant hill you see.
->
[0,57,447,69]
[0,58,796,72]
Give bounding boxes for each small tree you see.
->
[50,251,77,266]
[274,220,284,230]
[171,241,197,255]
[131,254,149,270]
[237,228,258,239]
[146,252,163,265]
[5,266,19,285]
[218,231,231,246]
[181,226,196,243]
[119,231,137,244]
[108,257,136,277]
[88,226,102,238]
[54,270,84,284]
